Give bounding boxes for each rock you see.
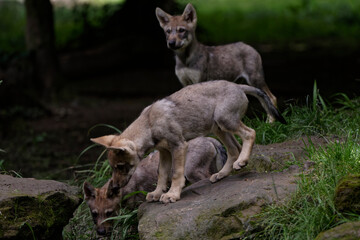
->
[0,174,82,240]
[334,174,360,214]
[315,221,360,240]
[138,171,298,240]
[249,136,329,172]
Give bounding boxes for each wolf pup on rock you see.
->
[91,81,286,204]
[156,3,277,122]
[84,137,227,236]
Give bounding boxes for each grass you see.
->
[239,86,360,239]
[63,124,140,240]
[244,82,360,145]
[252,134,360,240]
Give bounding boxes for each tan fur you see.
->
[84,137,227,235]
[83,180,120,236]
[156,3,277,122]
[91,81,285,204]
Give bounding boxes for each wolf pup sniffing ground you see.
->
[83,179,120,236]
[84,137,226,235]
[155,3,277,121]
[91,81,286,204]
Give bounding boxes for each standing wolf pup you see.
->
[91,81,286,204]
[156,3,277,122]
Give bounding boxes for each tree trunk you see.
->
[24,0,59,99]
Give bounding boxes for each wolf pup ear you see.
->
[182,3,197,25]
[107,179,120,199]
[155,7,171,28]
[90,135,116,148]
[83,181,96,200]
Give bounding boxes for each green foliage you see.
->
[1,0,360,55]
[64,123,139,239]
[245,83,360,145]
[54,2,123,49]
[0,1,26,55]
[179,0,360,49]
[254,134,360,240]
[0,0,123,55]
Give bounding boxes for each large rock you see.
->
[137,136,332,240]
[248,136,329,172]
[0,174,82,240]
[334,174,360,214]
[315,221,360,240]
[138,171,298,240]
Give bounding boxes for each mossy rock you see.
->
[138,171,297,240]
[334,174,360,214]
[0,174,82,240]
[315,221,360,240]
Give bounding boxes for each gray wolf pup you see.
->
[84,137,226,235]
[91,80,286,204]
[155,3,277,121]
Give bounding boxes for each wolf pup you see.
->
[156,3,277,122]
[84,137,226,235]
[91,81,286,204]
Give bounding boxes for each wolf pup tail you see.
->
[241,85,287,124]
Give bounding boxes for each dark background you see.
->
[0,0,359,180]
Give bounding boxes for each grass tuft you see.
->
[63,123,139,239]
[245,85,360,145]
[253,134,360,239]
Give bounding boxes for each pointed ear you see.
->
[83,181,95,200]
[182,3,197,25]
[156,7,171,28]
[90,135,116,148]
[107,179,120,199]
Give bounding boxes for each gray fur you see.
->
[91,81,285,203]
[155,3,277,116]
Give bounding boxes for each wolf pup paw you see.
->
[210,172,228,183]
[160,192,179,204]
[233,160,248,170]
[146,191,162,202]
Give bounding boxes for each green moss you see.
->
[334,174,360,214]
[0,192,80,239]
[194,206,246,240]
[154,231,164,238]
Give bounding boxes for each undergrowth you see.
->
[243,85,360,239]
[252,133,360,240]
[245,82,360,145]
[63,125,139,240]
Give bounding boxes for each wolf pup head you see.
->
[91,135,140,189]
[83,180,120,236]
[155,3,197,51]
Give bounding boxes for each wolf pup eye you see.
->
[166,28,171,34]
[92,211,98,218]
[106,211,113,217]
[178,28,185,33]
